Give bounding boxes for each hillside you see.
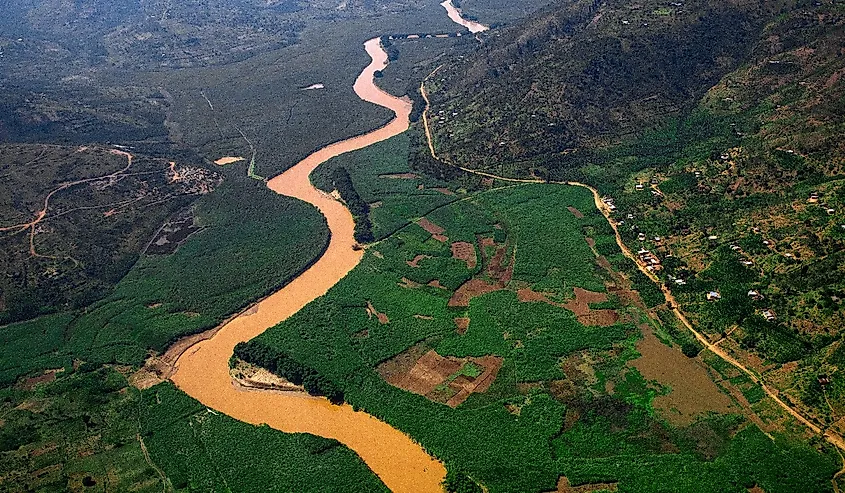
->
[430,0,798,175]
[424,0,845,441]
[0,144,219,324]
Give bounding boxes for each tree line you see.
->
[331,167,374,243]
[232,341,344,404]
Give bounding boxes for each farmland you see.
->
[0,367,385,492]
[2,0,844,488]
[239,136,841,491]
[420,0,845,455]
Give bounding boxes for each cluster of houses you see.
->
[634,177,663,197]
[807,191,836,216]
[637,248,662,272]
[729,244,757,267]
[705,288,776,321]
[601,196,617,212]
[619,172,797,326]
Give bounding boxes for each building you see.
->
[748,290,763,300]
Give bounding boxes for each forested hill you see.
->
[427,0,845,438]
[429,0,828,177]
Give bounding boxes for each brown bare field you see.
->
[448,279,503,307]
[449,235,515,306]
[366,301,390,324]
[519,286,619,327]
[417,218,446,236]
[432,187,456,196]
[567,206,585,218]
[406,254,431,268]
[630,326,735,425]
[454,317,470,334]
[451,241,477,269]
[578,310,619,327]
[549,476,618,493]
[19,369,60,390]
[517,287,553,303]
[378,348,502,407]
[609,284,646,310]
[427,280,447,289]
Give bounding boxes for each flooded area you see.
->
[170,38,445,492]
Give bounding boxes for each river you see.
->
[441,0,489,34]
[171,38,444,492]
[171,4,493,490]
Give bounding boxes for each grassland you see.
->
[0,367,385,492]
[239,138,841,492]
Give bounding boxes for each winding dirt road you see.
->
[420,69,845,464]
[0,148,134,264]
[171,39,446,492]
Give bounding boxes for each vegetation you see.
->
[0,366,386,492]
[312,133,460,240]
[330,166,375,243]
[241,165,840,491]
[233,341,344,404]
[426,0,845,440]
[3,0,844,488]
[0,144,219,325]
[1,175,329,385]
[444,469,484,493]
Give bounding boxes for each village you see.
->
[594,171,843,333]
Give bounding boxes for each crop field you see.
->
[240,138,841,491]
[0,366,384,492]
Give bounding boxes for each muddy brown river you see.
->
[171,38,446,492]
[441,0,490,34]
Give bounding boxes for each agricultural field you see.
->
[571,7,845,441]
[422,0,845,450]
[0,367,385,492]
[240,139,841,492]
